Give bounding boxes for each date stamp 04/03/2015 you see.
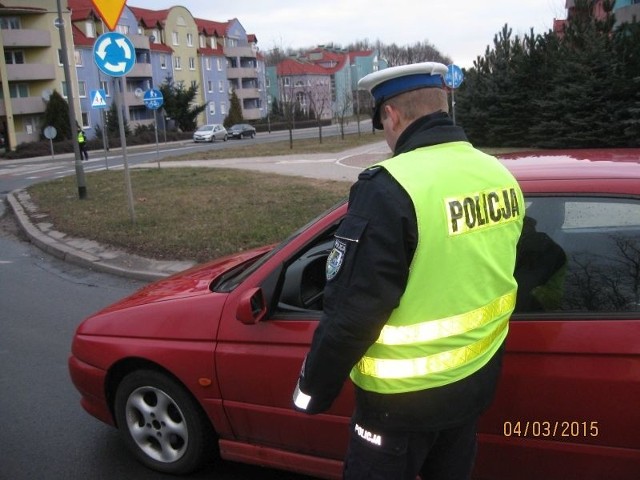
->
[503,421,599,438]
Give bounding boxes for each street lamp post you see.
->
[56,0,87,199]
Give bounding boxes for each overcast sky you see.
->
[129,0,568,68]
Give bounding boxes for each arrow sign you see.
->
[92,0,127,32]
[93,32,135,77]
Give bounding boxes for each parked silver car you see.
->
[193,124,228,142]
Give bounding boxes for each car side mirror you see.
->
[236,287,267,325]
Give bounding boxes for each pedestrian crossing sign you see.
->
[90,89,108,109]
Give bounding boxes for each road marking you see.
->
[276,159,336,164]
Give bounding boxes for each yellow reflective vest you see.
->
[350,141,524,394]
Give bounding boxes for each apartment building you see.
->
[268,47,385,120]
[555,0,640,33]
[0,0,82,149]
[0,0,265,150]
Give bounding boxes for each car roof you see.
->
[499,149,640,181]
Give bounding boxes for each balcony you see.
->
[0,96,45,116]
[2,29,50,48]
[128,62,152,78]
[123,91,144,106]
[224,46,255,58]
[3,63,55,81]
[242,107,262,121]
[226,67,258,79]
[130,34,151,50]
[236,87,260,100]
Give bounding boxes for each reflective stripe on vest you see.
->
[356,316,509,379]
[375,290,515,346]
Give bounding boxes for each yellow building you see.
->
[0,0,82,149]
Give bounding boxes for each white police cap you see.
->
[358,62,448,129]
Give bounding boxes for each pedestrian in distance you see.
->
[292,62,525,480]
[77,129,89,161]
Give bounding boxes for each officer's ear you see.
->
[382,103,402,132]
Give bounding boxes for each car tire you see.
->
[114,370,214,475]
[250,132,255,139]
[223,134,228,141]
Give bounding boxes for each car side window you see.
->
[514,196,640,314]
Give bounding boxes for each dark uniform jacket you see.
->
[298,111,505,431]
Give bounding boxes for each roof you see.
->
[195,18,229,37]
[129,6,170,28]
[499,149,640,191]
[277,58,330,76]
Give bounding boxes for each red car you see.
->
[69,149,640,479]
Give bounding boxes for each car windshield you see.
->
[212,199,347,293]
[197,125,214,132]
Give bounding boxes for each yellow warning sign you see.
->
[92,0,127,32]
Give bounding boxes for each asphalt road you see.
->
[0,128,370,479]
[0,210,317,480]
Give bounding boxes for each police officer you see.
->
[77,129,89,161]
[292,62,524,480]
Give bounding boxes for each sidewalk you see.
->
[4,141,390,282]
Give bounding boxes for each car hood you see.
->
[73,245,273,340]
[97,245,273,314]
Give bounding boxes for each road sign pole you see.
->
[154,109,160,169]
[451,88,456,125]
[101,108,109,170]
[114,77,136,224]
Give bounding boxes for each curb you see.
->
[7,189,194,282]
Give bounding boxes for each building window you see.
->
[99,80,110,96]
[207,80,213,93]
[199,35,206,48]
[172,31,179,45]
[9,83,29,98]
[74,49,83,67]
[191,80,197,90]
[174,56,181,70]
[284,77,290,87]
[116,24,129,35]
[4,50,24,64]
[81,112,90,128]
[205,58,211,70]
[220,103,227,115]
[25,116,38,135]
[187,33,193,46]
[160,54,167,69]
[152,29,160,42]
[189,57,195,70]
[218,80,224,93]
[217,58,222,71]
[209,101,215,115]
[61,81,87,98]
[0,17,20,30]
[85,21,95,38]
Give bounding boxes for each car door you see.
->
[475,194,640,480]
[215,205,352,462]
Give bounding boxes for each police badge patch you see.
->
[326,238,347,281]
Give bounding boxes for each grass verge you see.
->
[25,132,530,264]
[27,168,350,263]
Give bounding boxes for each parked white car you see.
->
[193,124,228,142]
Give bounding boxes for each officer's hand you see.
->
[291,357,333,415]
